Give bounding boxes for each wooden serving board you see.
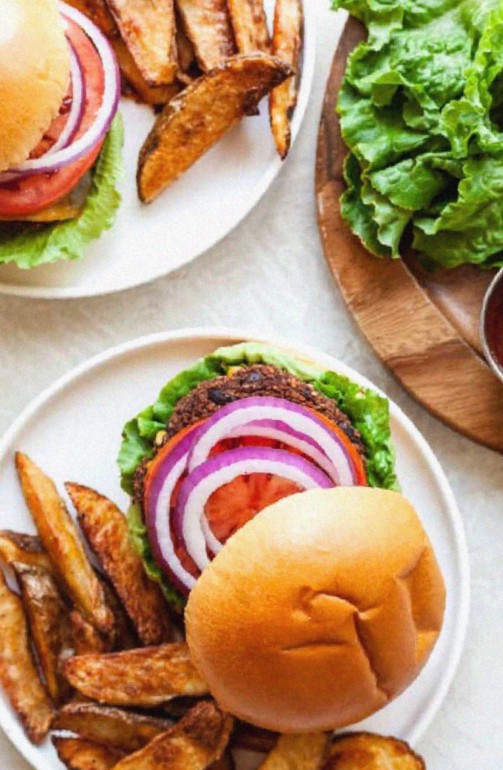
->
[315,16,503,454]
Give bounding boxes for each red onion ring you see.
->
[144,429,200,595]
[176,446,333,571]
[187,397,357,486]
[1,2,120,179]
[48,41,86,154]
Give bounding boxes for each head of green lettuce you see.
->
[117,342,398,613]
[0,114,123,269]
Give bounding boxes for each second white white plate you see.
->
[0,3,315,299]
[0,329,469,770]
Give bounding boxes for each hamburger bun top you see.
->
[0,0,70,172]
[185,487,446,733]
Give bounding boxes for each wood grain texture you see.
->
[315,16,503,454]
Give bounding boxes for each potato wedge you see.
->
[0,530,53,573]
[54,702,172,752]
[53,737,125,770]
[324,733,426,770]
[13,562,73,704]
[111,701,233,770]
[63,642,209,705]
[114,38,182,107]
[15,453,113,635]
[105,0,177,86]
[70,610,110,655]
[258,733,330,770]
[137,53,292,202]
[175,0,236,71]
[0,568,53,742]
[269,0,303,159]
[66,483,171,646]
[100,577,139,651]
[230,722,278,753]
[227,0,271,53]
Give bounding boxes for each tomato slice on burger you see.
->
[0,18,105,218]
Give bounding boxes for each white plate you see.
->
[0,329,469,769]
[0,4,315,299]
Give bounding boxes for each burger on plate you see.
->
[118,341,445,732]
[0,0,122,269]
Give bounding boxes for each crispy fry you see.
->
[227,0,270,53]
[63,642,209,706]
[175,0,236,71]
[13,562,73,704]
[66,484,171,646]
[258,733,330,770]
[230,722,278,753]
[269,0,303,159]
[100,577,139,650]
[0,530,54,573]
[70,610,110,655]
[137,53,292,202]
[15,453,113,635]
[104,0,177,86]
[324,733,426,769]
[53,737,125,770]
[0,569,53,742]
[54,702,172,752]
[111,701,234,770]
[114,38,182,107]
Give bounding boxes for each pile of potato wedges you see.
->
[0,452,425,770]
[66,0,304,202]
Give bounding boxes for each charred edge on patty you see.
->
[133,365,366,507]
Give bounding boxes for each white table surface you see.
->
[0,5,502,769]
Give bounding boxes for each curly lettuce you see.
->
[118,342,398,609]
[333,0,503,268]
[0,115,123,269]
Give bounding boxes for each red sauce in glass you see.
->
[485,281,503,369]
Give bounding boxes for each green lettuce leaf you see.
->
[334,0,503,269]
[0,115,123,269]
[118,342,398,608]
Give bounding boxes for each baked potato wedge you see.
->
[227,0,271,53]
[105,0,177,85]
[13,562,73,704]
[53,737,125,770]
[100,577,139,651]
[111,701,233,770]
[70,610,110,655]
[324,733,426,769]
[63,642,209,705]
[175,0,236,71]
[0,530,53,573]
[0,568,53,742]
[258,733,330,770]
[114,38,181,107]
[137,53,292,202]
[66,483,171,646]
[269,0,303,159]
[54,702,171,752]
[15,453,113,635]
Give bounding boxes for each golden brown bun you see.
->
[0,0,70,172]
[185,488,446,733]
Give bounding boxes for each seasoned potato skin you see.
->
[0,569,53,743]
[323,733,426,769]
[227,0,271,53]
[137,53,293,203]
[176,0,236,71]
[63,642,209,706]
[52,737,125,770]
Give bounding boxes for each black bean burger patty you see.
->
[133,365,366,506]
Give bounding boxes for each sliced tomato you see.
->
[0,18,105,217]
[144,406,367,581]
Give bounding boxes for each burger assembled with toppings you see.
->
[118,341,446,732]
[0,0,122,268]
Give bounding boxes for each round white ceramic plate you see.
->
[0,4,315,300]
[0,329,469,770]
